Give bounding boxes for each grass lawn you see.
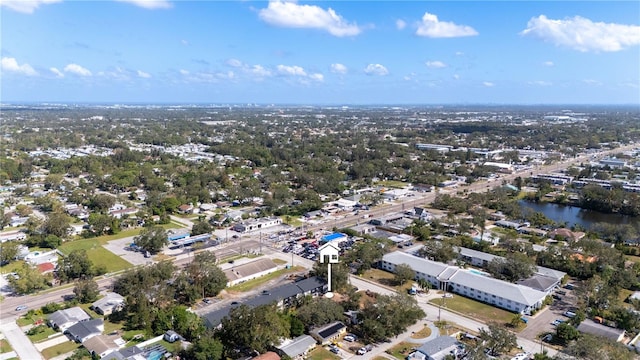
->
[385,341,420,360]
[307,347,340,360]
[618,288,634,304]
[17,313,47,327]
[0,260,26,274]
[410,325,432,339]
[227,266,305,292]
[58,238,132,273]
[41,341,80,359]
[626,255,640,264]
[273,258,287,265]
[360,268,397,287]
[280,215,303,228]
[0,339,13,353]
[379,180,409,189]
[430,295,514,325]
[27,326,59,343]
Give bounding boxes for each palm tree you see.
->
[417,278,430,294]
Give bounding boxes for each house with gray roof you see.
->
[91,292,125,316]
[224,258,279,287]
[48,307,91,331]
[381,251,547,314]
[408,336,461,360]
[276,335,317,359]
[65,318,103,343]
[577,319,626,342]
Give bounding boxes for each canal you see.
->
[518,200,636,229]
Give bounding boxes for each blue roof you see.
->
[321,233,346,242]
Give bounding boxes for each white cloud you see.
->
[137,70,151,78]
[453,74,460,80]
[416,12,478,38]
[277,64,307,76]
[529,80,552,86]
[249,65,272,78]
[226,58,243,68]
[425,60,447,69]
[50,67,64,78]
[521,15,640,52]
[330,63,347,74]
[396,19,406,30]
[64,63,92,76]
[259,0,362,37]
[115,0,172,9]
[181,39,189,46]
[543,61,554,67]
[582,79,602,86]
[455,51,464,56]
[364,64,388,76]
[483,81,495,87]
[0,0,60,14]
[179,69,189,75]
[1,57,38,76]
[309,73,324,82]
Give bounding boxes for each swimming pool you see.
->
[468,269,489,276]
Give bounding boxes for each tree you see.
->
[296,297,345,328]
[565,333,634,360]
[73,278,100,303]
[87,213,114,236]
[191,220,213,236]
[134,226,168,254]
[58,249,94,282]
[416,278,431,294]
[0,241,20,265]
[417,241,457,263]
[43,211,71,238]
[8,263,49,294]
[218,304,290,356]
[180,331,223,360]
[311,261,349,292]
[89,194,116,212]
[478,322,517,356]
[184,252,227,299]
[556,323,579,343]
[394,263,416,286]
[357,293,425,342]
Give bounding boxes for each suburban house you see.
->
[163,330,183,343]
[381,251,548,315]
[82,334,125,358]
[91,292,125,316]
[223,258,279,287]
[48,307,91,331]
[407,336,462,360]
[309,321,346,345]
[65,318,104,343]
[577,319,626,342]
[275,335,317,360]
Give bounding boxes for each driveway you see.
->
[103,237,149,266]
[0,320,43,360]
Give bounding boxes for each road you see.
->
[0,143,634,356]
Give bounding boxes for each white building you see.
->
[232,216,282,233]
[381,251,547,315]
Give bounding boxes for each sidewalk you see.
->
[0,319,43,360]
[34,333,70,351]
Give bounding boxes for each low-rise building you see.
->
[577,319,625,342]
[48,307,91,331]
[232,217,282,233]
[223,258,279,287]
[407,336,461,360]
[309,321,346,345]
[65,318,104,342]
[276,335,317,360]
[91,292,125,316]
[381,251,547,315]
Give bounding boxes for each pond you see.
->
[518,200,636,229]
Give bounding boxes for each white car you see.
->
[344,335,356,342]
[511,352,532,360]
[357,348,367,355]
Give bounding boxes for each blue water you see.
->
[468,269,489,276]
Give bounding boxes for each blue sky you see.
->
[1,0,639,104]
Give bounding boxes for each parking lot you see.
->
[520,284,578,341]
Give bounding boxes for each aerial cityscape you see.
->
[1,1,640,360]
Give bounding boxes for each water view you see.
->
[518,200,636,229]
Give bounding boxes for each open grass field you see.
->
[378,180,409,189]
[27,326,58,343]
[41,341,80,359]
[227,266,305,292]
[385,341,420,360]
[58,236,133,273]
[430,295,514,325]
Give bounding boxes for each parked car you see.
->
[15,305,28,311]
[357,348,367,355]
[344,335,356,342]
[203,298,212,304]
[329,345,339,354]
[563,311,576,318]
